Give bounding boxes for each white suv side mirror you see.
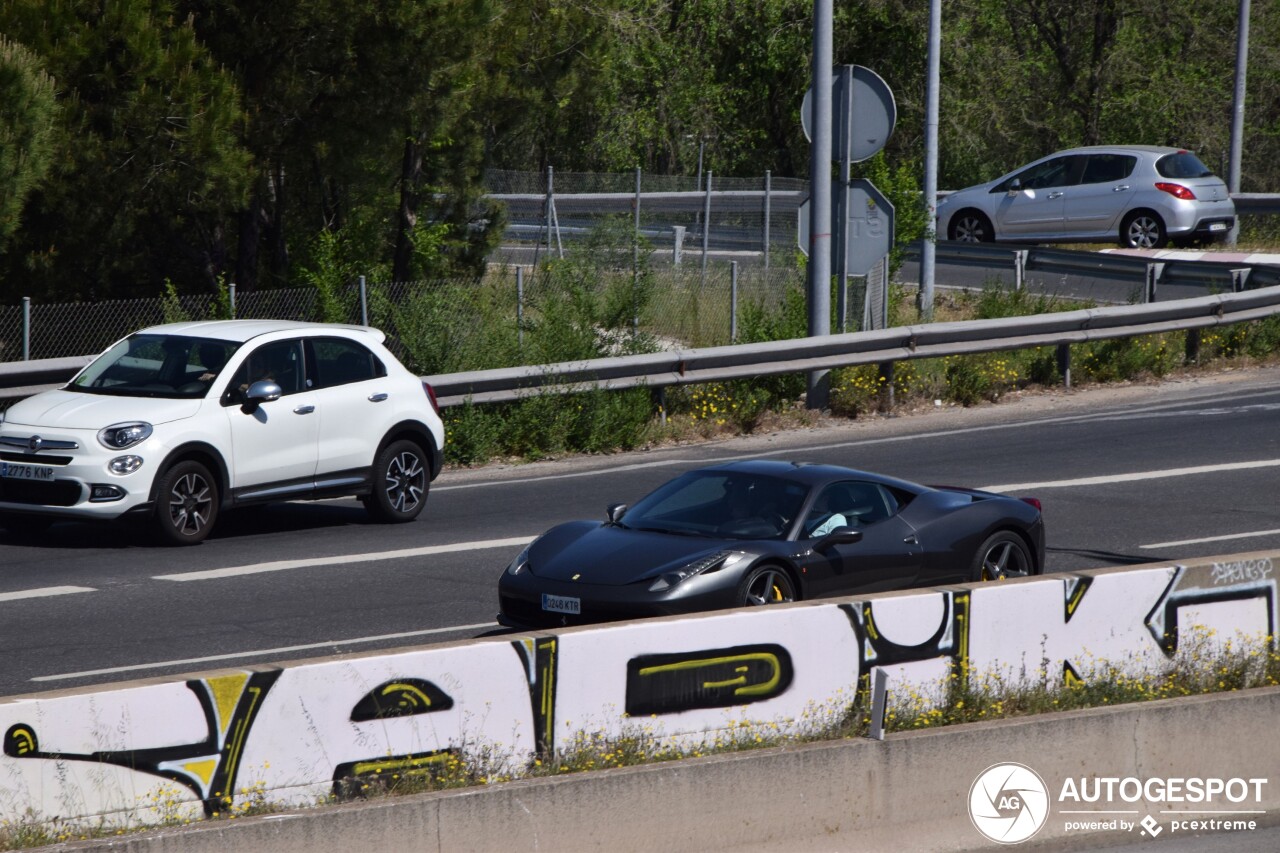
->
[241,379,283,414]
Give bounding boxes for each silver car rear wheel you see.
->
[1121,211,1167,249]
[949,210,994,243]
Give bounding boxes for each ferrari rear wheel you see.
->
[739,565,796,607]
[971,532,1033,582]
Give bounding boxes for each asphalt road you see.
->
[2,366,1279,698]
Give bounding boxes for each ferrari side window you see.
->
[806,481,900,537]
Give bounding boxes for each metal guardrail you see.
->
[2,288,1279,408]
[421,287,1280,406]
[903,241,1279,299]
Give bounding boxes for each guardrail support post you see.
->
[22,296,31,361]
[229,281,237,319]
[654,386,667,426]
[672,225,686,267]
[1014,250,1028,292]
[879,361,895,412]
[1185,328,1201,365]
[1145,262,1164,303]
[867,668,888,741]
[1057,343,1071,389]
[1231,268,1250,293]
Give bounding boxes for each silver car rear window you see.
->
[1156,151,1214,179]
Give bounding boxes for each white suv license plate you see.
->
[0,462,54,482]
[542,593,581,615]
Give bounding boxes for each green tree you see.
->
[0,37,57,251]
[0,0,252,301]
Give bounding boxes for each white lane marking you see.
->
[1141,528,1280,550]
[981,458,1280,493]
[432,389,1280,492]
[31,622,499,682]
[153,536,535,582]
[0,585,95,603]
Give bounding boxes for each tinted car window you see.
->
[68,334,241,399]
[803,480,899,536]
[309,337,385,389]
[994,155,1085,192]
[1081,154,1136,184]
[223,339,305,404]
[1156,151,1213,179]
[622,471,808,539]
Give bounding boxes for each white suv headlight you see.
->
[98,422,153,449]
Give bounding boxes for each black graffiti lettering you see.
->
[350,678,454,721]
[624,644,793,716]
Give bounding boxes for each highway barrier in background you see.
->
[1,550,1276,848]
[4,269,1280,406]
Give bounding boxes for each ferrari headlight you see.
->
[648,551,747,593]
[505,545,532,576]
[98,422,153,450]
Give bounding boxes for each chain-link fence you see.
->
[485,168,808,272]
[0,169,818,369]
[0,263,807,373]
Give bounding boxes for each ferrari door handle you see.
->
[903,535,918,545]
[1047,191,1063,199]
[1113,185,1130,192]
[368,392,388,402]
[293,404,315,415]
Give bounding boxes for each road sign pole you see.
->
[837,65,854,333]
[806,0,833,410]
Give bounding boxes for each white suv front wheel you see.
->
[155,460,220,545]
[363,439,428,523]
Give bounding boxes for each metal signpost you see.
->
[801,65,897,335]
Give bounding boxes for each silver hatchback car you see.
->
[937,145,1235,248]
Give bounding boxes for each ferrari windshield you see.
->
[68,334,241,399]
[621,470,809,540]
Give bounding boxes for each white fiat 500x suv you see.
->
[0,320,445,544]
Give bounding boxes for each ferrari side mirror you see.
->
[606,503,628,524]
[815,527,863,551]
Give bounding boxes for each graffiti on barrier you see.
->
[3,671,280,817]
[1,559,1277,831]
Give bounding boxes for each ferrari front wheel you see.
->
[971,531,1033,582]
[738,565,796,607]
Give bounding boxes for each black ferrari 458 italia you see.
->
[497,460,1045,628]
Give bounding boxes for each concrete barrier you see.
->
[40,686,1280,852]
[3,550,1277,848]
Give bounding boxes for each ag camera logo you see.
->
[969,762,1050,844]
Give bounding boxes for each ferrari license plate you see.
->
[1209,222,1227,232]
[0,462,54,482]
[542,593,581,615]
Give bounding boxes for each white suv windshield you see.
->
[68,334,241,399]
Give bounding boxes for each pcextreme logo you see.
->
[968,762,1051,844]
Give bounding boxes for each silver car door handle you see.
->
[293,404,315,414]
[368,392,388,402]
[1113,185,1130,192]
[903,535,918,545]
[1047,191,1063,199]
